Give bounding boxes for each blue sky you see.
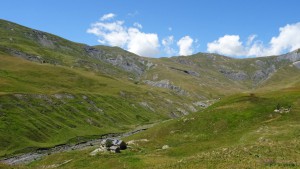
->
[1,0,300,57]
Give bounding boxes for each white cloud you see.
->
[87,17,159,57]
[177,36,194,56]
[207,35,245,56]
[100,13,116,21]
[133,22,143,29]
[247,42,265,57]
[162,36,176,56]
[207,22,300,57]
[127,28,159,56]
[246,34,257,46]
[267,22,300,55]
[87,21,128,47]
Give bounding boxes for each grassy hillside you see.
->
[257,65,300,91]
[1,19,299,99]
[0,19,300,168]
[0,19,151,79]
[143,52,299,100]
[144,54,247,99]
[21,87,300,169]
[0,54,205,157]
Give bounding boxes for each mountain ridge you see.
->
[0,19,300,167]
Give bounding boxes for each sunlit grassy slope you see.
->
[0,19,150,79]
[0,54,183,157]
[257,65,300,91]
[1,19,298,99]
[22,87,300,169]
[0,19,300,169]
[0,55,130,94]
[143,53,298,99]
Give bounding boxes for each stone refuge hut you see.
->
[101,139,127,153]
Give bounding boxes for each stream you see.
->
[0,126,150,165]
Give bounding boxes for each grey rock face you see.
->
[252,65,276,82]
[36,33,55,47]
[139,102,155,112]
[176,108,189,115]
[169,67,199,77]
[293,61,300,69]
[255,60,266,67]
[106,55,144,75]
[6,48,59,64]
[219,68,248,81]
[9,49,43,62]
[84,46,105,57]
[53,93,75,99]
[185,70,200,76]
[193,101,208,107]
[277,50,300,62]
[24,30,56,48]
[83,46,150,76]
[185,104,197,112]
[143,80,188,95]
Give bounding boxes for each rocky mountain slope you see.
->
[0,19,152,79]
[0,19,299,162]
[1,19,299,95]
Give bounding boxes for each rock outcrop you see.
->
[84,46,153,76]
[143,80,188,95]
[293,61,300,69]
[252,65,276,83]
[218,66,248,81]
[169,67,200,77]
[277,50,300,62]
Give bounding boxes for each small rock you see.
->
[162,145,169,150]
[183,118,188,122]
[89,146,107,156]
[127,139,149,145]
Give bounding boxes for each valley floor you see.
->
[1,19,300,169]
[1,123,154,165]
[1,88,299,169]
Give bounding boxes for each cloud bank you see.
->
[89,15,300,58]
[87,13,195,57]
[207,22,300,57]
[87,14,159,57]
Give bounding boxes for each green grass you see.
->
[0,93,162,157]
[20,87,300,169]
[0,55,180,157]
[0,19,148,79]
[0,19,300,168]
[0,54,137,95]
[0,53,213,158]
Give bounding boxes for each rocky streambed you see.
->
[0,127,149,165]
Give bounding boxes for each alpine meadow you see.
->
[0,1,300,168]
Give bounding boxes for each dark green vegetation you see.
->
[0,19,299,168]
